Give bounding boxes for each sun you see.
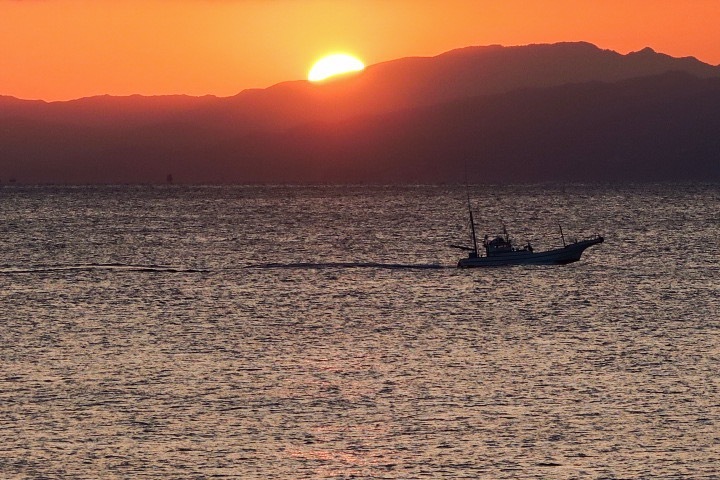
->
[308,54,365,82]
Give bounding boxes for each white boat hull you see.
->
[458,236,604,268]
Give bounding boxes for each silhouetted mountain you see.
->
[267,71,720,183]
[195,42,720,132]
[1,42,719,183]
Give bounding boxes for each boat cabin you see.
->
[483,234,513,255]
[482,233,534,257]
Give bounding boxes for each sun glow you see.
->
[308,54,365,82]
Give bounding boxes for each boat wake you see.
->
[0,262,449,275]
[0,263,206,275]
[245,262,448,270]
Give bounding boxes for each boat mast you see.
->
[466,186,479,257]
[559,223,566,247]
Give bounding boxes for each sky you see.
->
[2,0,720,101]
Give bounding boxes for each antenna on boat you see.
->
[559,223,566,247]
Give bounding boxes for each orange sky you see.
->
[2,0,719,101]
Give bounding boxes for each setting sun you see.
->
[308,54,365,82]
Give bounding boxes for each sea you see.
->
[0,184,718,479]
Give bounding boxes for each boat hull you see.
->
[458,236,603,268]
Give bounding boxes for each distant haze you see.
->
[1,43,719,184]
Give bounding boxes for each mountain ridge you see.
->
[1,42,719,183]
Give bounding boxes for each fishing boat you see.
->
[451,202,604,268]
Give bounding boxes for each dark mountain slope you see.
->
[182,42,720,133]
[2,72,718,184]
[248,72,720,183]
[2,43,719,183]
[2,42,719,133]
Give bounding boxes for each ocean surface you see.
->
[0,184,718,479]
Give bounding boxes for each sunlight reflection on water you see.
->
[0,184,718,478]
